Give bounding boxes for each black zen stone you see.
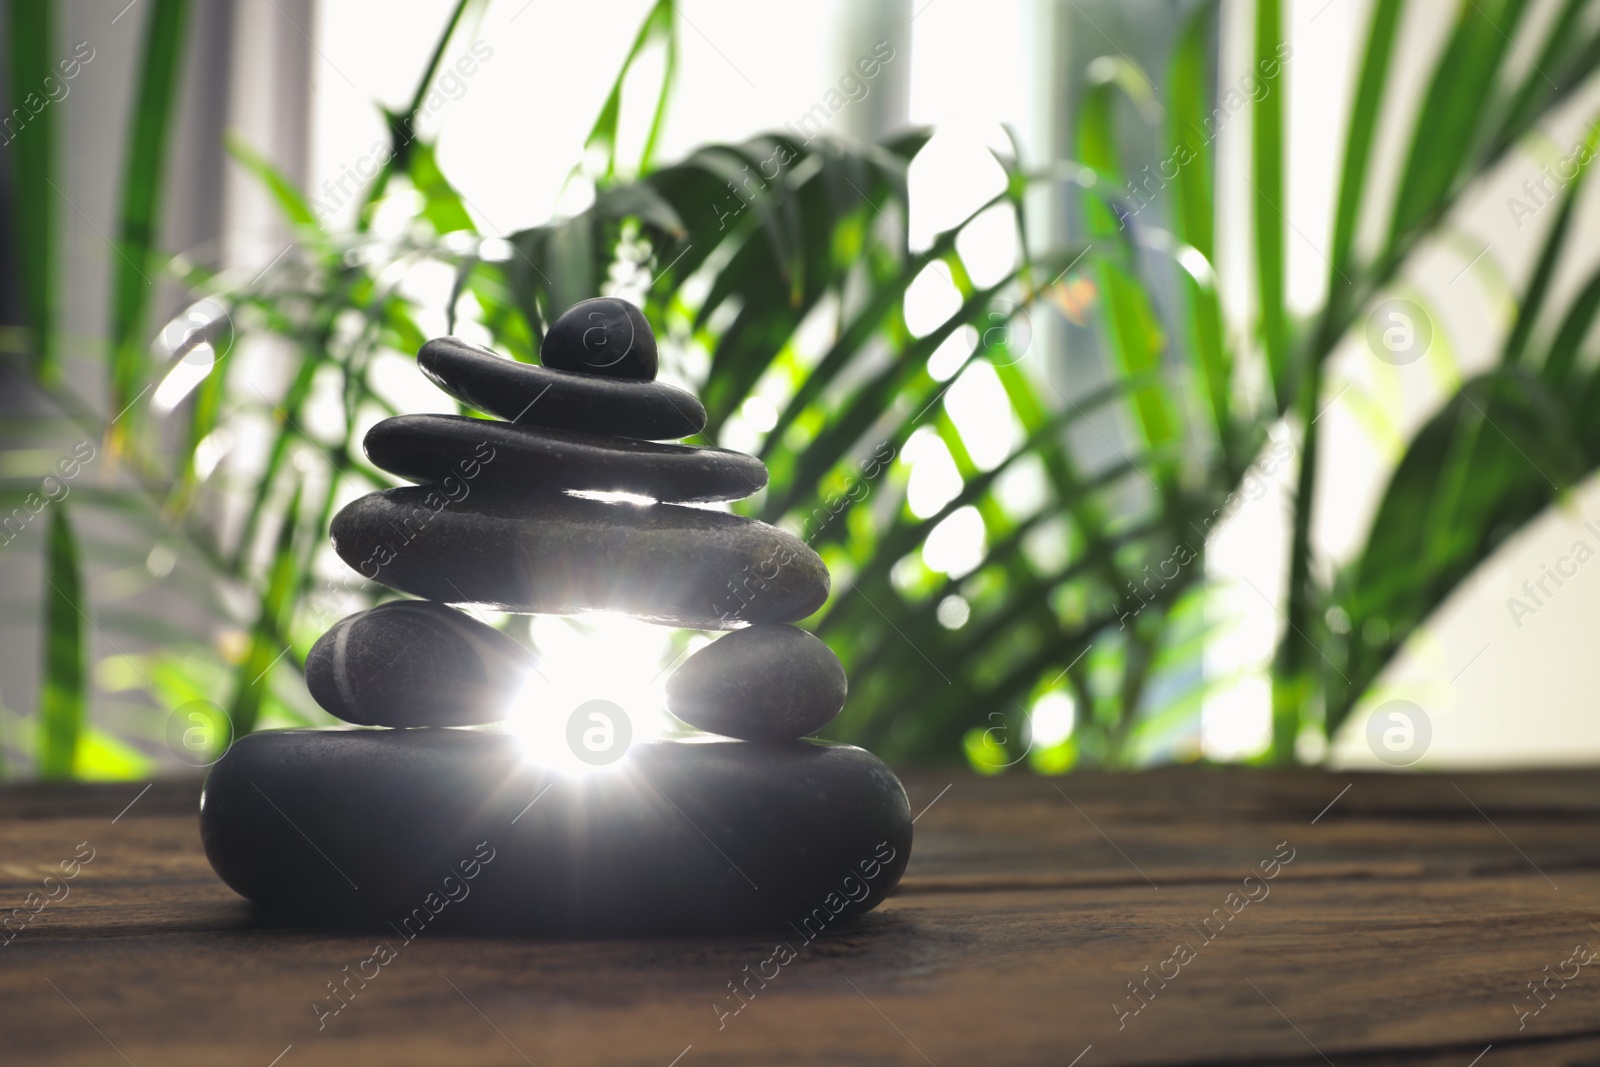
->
[541,297,658,380]
[364,414,767,504]
[305,600,529,727]
[667,624,847,741]
[330,487,829,628]
[200,728,912,935]
[418,336,704,440]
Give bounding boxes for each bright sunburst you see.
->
[505,612,708,772]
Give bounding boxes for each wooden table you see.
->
[3,767,1599,1065]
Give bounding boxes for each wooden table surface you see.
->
[3,767,1600,1066]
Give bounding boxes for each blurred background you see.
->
[2,0,1599,780]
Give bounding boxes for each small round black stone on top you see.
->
[542,297,658,381]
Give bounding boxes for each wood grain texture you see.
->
[2,769,1599,1065]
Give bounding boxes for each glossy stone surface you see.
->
[364,414,767,504]
[200,728,912,935]
[541,297,657,380]
[668,625,847,741]
[418,336,704,440]
[330,487,828,628]
[305,600,529,728]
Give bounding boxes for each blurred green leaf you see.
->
[1326,0,1402,319]
[1333,365,1586,736]
[1507,122,1600,368]
[226,487,301,737]
[226,134,320,231]
[1167,2,1231,448]
[581,0,676,179]
[7,0,57,380]
[38,506,84,778]
[108,0,189,449]
[1387,0,1529,247]
[1078,59,1181,470]
[1252,0,1288,410]
[75,728,152,781]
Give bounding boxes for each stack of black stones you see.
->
[200,298,913,935]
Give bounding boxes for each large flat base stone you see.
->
[200,728,911,937]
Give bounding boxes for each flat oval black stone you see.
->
[305,601,529,727]
[541,297,658,380]
[364,414,767,504]
[418,337,704,440]
[668,625,846,741]
[330,487,828,627]
[200,729,911,935]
